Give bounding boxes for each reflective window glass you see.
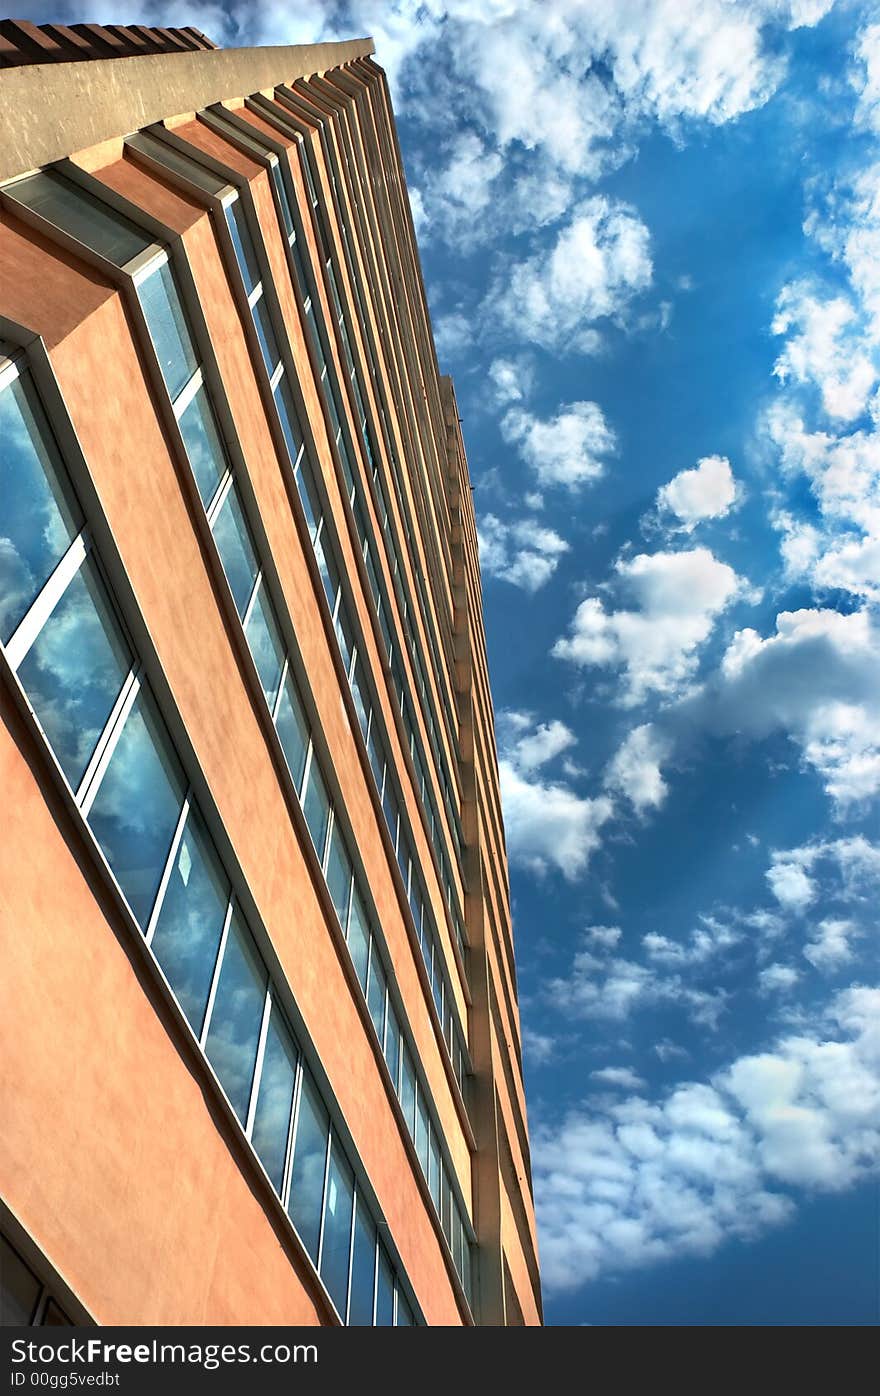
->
[270,163,295,238]
[178,384,226,505]
[428,1129,441,1209]
[150,804,229,1035]
[287,1069,328,1263]
[346,885,370,991]
[253,296,280,377]
[88,685,185,927]
[275,670,309,792]
[204,910,267,1122]
[244,581,284,708]
[320,1138,354,1318]
[400,1047,416,1136]
[366,951,386,1045]
[395,1290,414,1326]
[212,484,257,616]
[274,376,303,466]
[325,822,352,929]
[348,1198,376,1326]
[225,198,260,296]
[251,1003,298,1193]
[384,1000,401,1090]
[9,169,150,267]
[302,755,330,858]
[375,1245,394,1326]
[137,261,197,402]
[127,131,226,195]
[17,554,131,790]
[0,371,82,643]
[415,1091,430,1175]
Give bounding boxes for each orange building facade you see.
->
[0,25,541,1328]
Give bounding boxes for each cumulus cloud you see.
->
[553,548,751,706]
[656,455,740,531]
[591,1066,647,1091]
[490,197,653,352]
[478,514,570,592]
[416,131,504,245]
[772,282,876,422]
[758,963,802,993]
[544,928,727,1029]
[642,916,741,968]
[804,919,859,972]
[766,857,816,913]
[502,400,617,488]
[534,984,880,1292]
[604,723,671,814]
[498,715,613,879]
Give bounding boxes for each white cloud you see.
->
[804,918,859,972]
[592,1066,647,1091]
[545,931,727,1029]
[642,916,740,968]
[853,21,880,132]
[477,514,569,592]
[502,400,617,488]
[709,607,880,808]
[553,548,750,706]
[498,715,613,879]
[432,310,471,360]
[417,131,504,244]
[488,356,532,405]
[656,455,739,530]
[534,984,880,1292]
[772,282,876,422]
[766,858,816,913]
[491,197,653,353]
[605,723,670,814]
[758,963,802,993]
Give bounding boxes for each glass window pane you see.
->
[366,950,386,1045]
[302,756,330,860]
[244,581,284,708]
[17,554,131,789]
[334,600,354,676]
[313,530,338,611]
[325,822,352,929]
[320,1137,354,1318]
[428,1128,441,1209]
[346,886,370,991]
[9,169,150,267]
[0,1236,40,1324]
[253,296,280,377]
[349,659,369,737]
[441,1169,452,1243]
[212,484,257,617]
[271,163,295,238]
[204,910,267,1122]
[0,371,82,643]
[415,1091,430,1175]
[225,198,260,297]
[395,1289,414,1326]
[348,1197,376,1326]
[275,670,309,792]
[137,261,197,402]
[396,829,410,885]
[251,1003,298,1194]
[178,384,226,505]
[291,234,309,300]
[150,803,229,1035]
[384,1000,400,1090]
[382,780,398,850]
[294,458,320,541]
[366,720,384,790]
[127,131,226,196]
[287,1069,329,1263]
[274,376,303,466]
[400,1047,416,1136]
[88,685,185,927]
[375,1245,394,1326]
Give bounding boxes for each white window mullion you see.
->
[245,983,274,1138]
[205,467,234,528]
[144,792,192,947]
[77,666,142,817]
[4,528,90,672]
[199,895,235,1048]
[172,364,204,419]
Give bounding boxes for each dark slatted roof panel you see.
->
[0,17,219,67]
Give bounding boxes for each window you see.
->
[274,671,309,792]
[211,484,258,617]
[400,1047,416,1136]
[0,369,81,643]
[127,130,226,196]
[287,1069,329,1263]
[149,805,230,1036]
[347,1198,376,1326]
[374,1245,394,1326]
[137,260,197,400]
[384,1000,401,1090]
[302,755,330,860]
[250,1003,298,1193]
[16,554,132,790]
[319,1137,354,1317]
[224,199,260,297]
[87,685,185,928]
[1,1236,41,1325]
[244,581,284,708]
[395,1291,414,1326]
[203,911,267,1123]
[177,384,227,505]
[325,822,352,930]
[366,950,386,1045]
[9,168,149,266]
[346,885,370,991]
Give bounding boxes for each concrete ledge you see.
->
[0,37,375,181]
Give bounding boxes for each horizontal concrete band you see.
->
[0,37,375,181]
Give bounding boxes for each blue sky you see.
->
[21,0,880,1325]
